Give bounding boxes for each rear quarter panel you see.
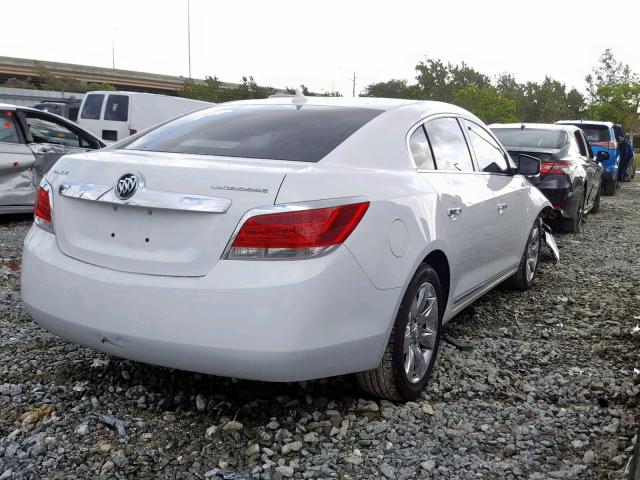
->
[275,166,450,292]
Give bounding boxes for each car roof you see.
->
[490,122,578,133]
[556,120,615,128]
[223,96,452,112]
[0,103,17,111]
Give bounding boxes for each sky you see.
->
[2,0,639,96]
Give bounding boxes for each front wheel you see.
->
[507,219,541,290]
[356,264,443,401]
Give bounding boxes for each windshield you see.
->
[122,104,383,162]
[491,128,568,149]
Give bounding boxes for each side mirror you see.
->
[596,151,610,162]
[515,154,541,176]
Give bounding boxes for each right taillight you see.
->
[34,180,54,234]
[224,201,369,260]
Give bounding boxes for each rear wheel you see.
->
[507,219,541,290]
[560,189,585,234]
[603,179,617,196]
[356,264,442,401]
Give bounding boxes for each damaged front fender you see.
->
[542,222,560,263]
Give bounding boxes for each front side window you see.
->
[123,105,384,162]
[463,120,510,174]
[104,95,129,121]
[25,114,81,147]
[0,111,21,144]
[80,94,104,120]
[409,125,435,170]
[423,117,474,172]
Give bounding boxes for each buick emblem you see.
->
[115,173,139,200]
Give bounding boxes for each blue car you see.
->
[556,121,635,195]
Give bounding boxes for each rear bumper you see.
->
[530,176,578,219]
[22,227,400,381]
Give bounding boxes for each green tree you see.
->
[453,86,518,124]
[181,75,275,103]
[361,79,417,99]
[585,49,633,102]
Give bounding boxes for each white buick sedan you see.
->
[22,96,554,401]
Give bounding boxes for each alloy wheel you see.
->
[525,224,540,283]
[404,282,439,384]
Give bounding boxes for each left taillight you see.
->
[224,201,370,260]
[34,180,54,234]
[540,160,574,175]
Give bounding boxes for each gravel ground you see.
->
[1,180,639,480]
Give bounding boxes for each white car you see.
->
[21,96,555,401]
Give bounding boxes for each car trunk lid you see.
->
[51,150,304,276]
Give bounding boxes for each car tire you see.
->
[591,183,601,214]
[603,179,617,196]
[356,263,443,401]
[560,189,585,234]
[506,219,541,291]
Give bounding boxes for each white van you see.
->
[77,91,212,143]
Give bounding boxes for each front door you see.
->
[413,117,500,305]
[461,119,526,275]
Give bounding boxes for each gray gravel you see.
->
[1,180,639,479]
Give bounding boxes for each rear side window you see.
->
[0,111,21,144]
[81,94,104,120]
[123,105,384,162]
[463,120,510,174]
[409,125,435,170]
[104,95,129,121]
[423,117,474,172]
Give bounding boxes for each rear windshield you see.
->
[563,124,610,143]
[80,94,105,120]
[122,104,384,162]
[492,128,568,149]
[104,94,129,121]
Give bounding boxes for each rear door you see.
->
[574,129,598,206]
[413,116,500,305]
[0,109,37,207]
[18,110,101,184]
[461,119,526,275]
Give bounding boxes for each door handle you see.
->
[447,207,462,218]
[497,203,508,213]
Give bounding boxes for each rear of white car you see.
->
[22,98,552,400]
[21,102,400,381]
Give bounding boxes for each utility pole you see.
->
[111,28,117,69]
[352,72,356,97]
[187,0,192,78]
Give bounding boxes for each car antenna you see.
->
[520,123,526,130]
[292,88,307,110]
